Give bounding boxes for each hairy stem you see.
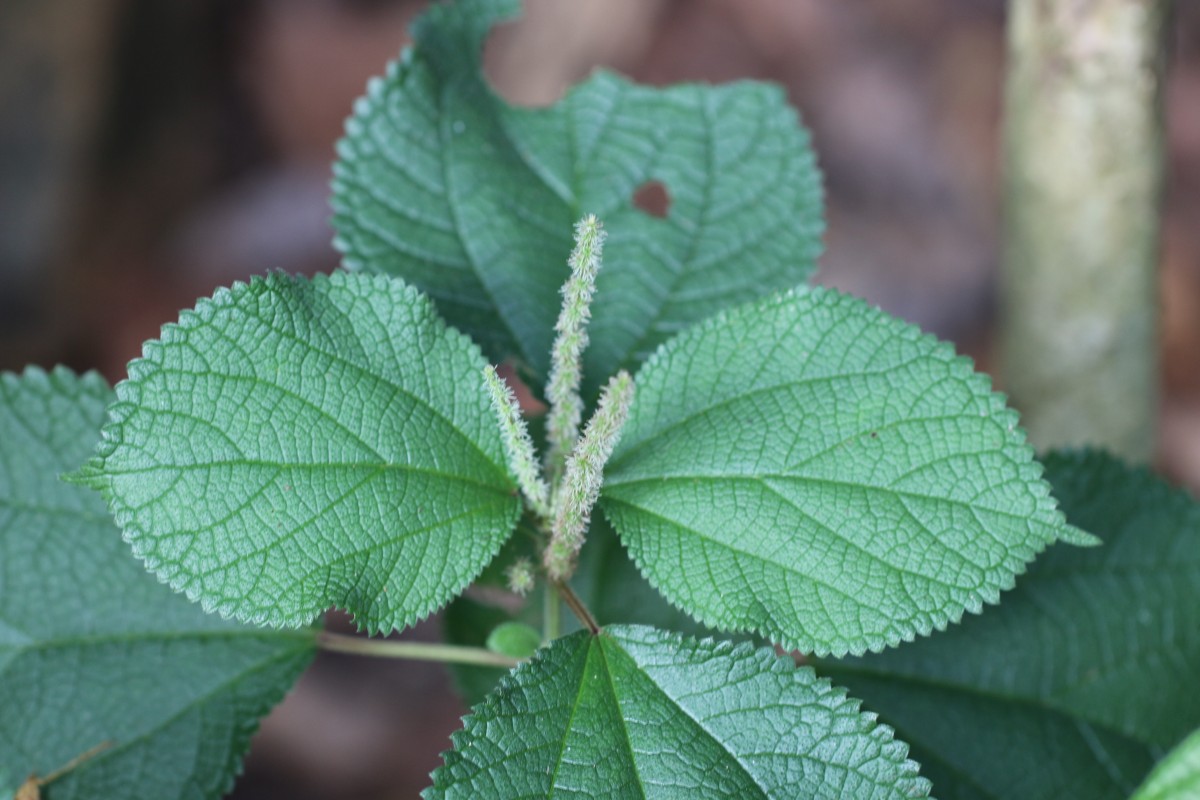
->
[318,631,521,668]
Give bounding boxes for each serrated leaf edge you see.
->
[603,285,1075,658]
[80,270,520,634]
[426,624,932,798]
[0,364,111,404]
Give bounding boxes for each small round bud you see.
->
[505,557,536,596]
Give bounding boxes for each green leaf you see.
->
[602,287,1078,656]
[75,272,521,633]
[332,0,823,389]
[573,512,716,637]
[426,625,930,799]
[486,622,541,659]
[820,450,1200,800]
[1133,728,1200,800]
[0,368,314,800]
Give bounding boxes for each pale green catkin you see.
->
[545,214,606,485]
[544,370,635,581]
[483,365,550,520]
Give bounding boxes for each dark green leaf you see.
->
[75,272,520,633]
[0,368,314,800]
[603,287,1080,656]
[426,625,931,799]
[332,0,823,389]
[821,450,1200,799]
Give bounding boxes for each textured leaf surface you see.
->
[77,272,520,632]
[0,368,314,800]
[332,0,823,389]
[1133,729,1200,800]
[822,450,1200,799]
[427,625,930,799]
[602,287,1077,656]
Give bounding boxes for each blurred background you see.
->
[1,0,1197,796]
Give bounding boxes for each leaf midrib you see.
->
[594,641,649,800]
[98,458,513,496]
[608,356,967,471]
[602,636,768,799]
[604,471,1055,536]
[4,626,315,657]
[436,82,534,370]
[602,494,986,608]
[547,639,596,798]
[37,639,313,793]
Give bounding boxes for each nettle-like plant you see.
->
[3,1,1199,798]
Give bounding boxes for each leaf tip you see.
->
[60,460,105,490]
[1057,523,1103,547]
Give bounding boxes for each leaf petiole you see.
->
[555,580,599,635]
[317,631,522,668]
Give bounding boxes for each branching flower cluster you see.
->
[484,215,635,594]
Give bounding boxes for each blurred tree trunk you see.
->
[1001,0,1170,461]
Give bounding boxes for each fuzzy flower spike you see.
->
[483,365,551,520]
[544,370,635,581]
[545,214,606,486]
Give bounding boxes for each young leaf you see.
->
[1132,728,1200,800]
[332,0,823,389]
[426,625,931,799]
[602,287,1081,656]
[821,450,1200,799]
[0,368,315,800]
[485,621,541,659]
[75,272,521,633]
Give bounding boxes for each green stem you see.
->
[544,584,562,641]
[318,631,520,668]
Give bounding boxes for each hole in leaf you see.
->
[632,181,671,218]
